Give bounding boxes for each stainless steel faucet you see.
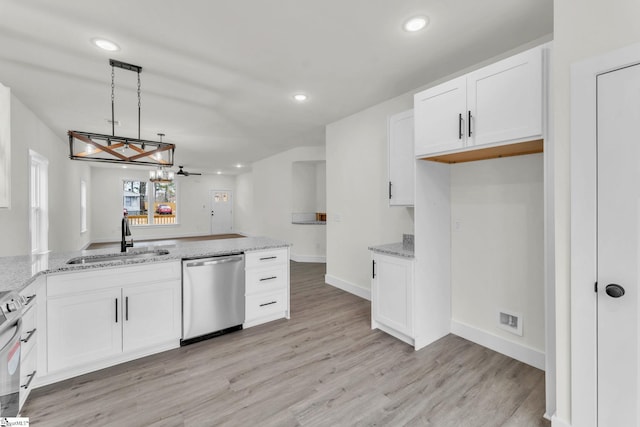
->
[121,214,134,252]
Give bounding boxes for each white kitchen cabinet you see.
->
[414,76,467,156]
[244,248,290,328]
[414,46,543,158]
[388,110,415,206]
[371,252,415,346]
[466,47,543,148]
[47,287,122,372]
[43,262,181,383]
[18,277,42,412]
[122,281,181,354]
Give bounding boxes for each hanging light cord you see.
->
[111,65,115,137]
[137,71,141,140]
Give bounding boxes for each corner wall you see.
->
[326,96,415,297]
[0,94,91,256]
[450,154,545,364]
[236,146,327,262]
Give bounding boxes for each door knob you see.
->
[605,283,625,298]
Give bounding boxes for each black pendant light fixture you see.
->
[68,59,175,166]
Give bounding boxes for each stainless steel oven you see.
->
[0,291,24,417]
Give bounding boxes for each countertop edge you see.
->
[368,242,415,259]
[1,237,291,293]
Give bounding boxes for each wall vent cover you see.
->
[498,309,523,336]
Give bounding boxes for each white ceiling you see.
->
[0,1,552,175]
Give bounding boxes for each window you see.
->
[29,150,48,254]
[80,180,87,233]
[123,179,177,225]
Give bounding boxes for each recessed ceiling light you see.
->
[403,16,429,32]
[293,93,308,102]
[217,171,222,175]
[91,38,120,52]
[236,164,243,168]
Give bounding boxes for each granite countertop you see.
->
[291,221,327,225]
[368,242,414,259]
[0,236,290,293]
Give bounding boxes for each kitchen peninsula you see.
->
[0,236,290,411]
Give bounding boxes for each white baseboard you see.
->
[325,274,370,301]
[551,414,571,427]
[291,254,326,263]
[451,320,545,370]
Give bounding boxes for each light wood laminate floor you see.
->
[22,262,549,427]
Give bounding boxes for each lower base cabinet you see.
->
[19,277,42,413]
[371,251,415,347]
[42,262,181,383]
[244,248,290,328]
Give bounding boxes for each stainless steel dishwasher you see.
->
[181,253,245,345]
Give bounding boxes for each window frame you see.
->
[122,178,178,227]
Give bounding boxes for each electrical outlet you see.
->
[498,309,523,336]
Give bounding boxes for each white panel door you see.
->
[122,281,181,353]
[414,76,466,157]
[466,46,543,148]
[210,190,233,235]
[372,253,413,337]
[47,288,122,372]
[388,110,415,206]
[597,63,640,427]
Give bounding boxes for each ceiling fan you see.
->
[176,165,202,176]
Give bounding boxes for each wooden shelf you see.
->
[420,139,543,164]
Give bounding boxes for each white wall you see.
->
[316,162,326,212]
[326,96,415,296]
[292,161,319,213]
[0,94,91,257]
[235,171,255,236]
[553,1,640,424]
[451,154,544,353]
[238,146,326,262]
[90,167,236,242]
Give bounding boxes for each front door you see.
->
[210,190,233,235]
[597,63,640,426]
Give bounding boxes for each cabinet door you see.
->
[466,47,543,147]
[47,288,122,372]
[414,76,466,157]
[388,110,415,206]
[372,254,413,337]
[122,281,181,353]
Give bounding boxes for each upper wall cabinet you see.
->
[414,46,544,158]
[388,110,415,206]
[0,83,10,208]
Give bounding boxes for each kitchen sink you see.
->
[66,249,171,265]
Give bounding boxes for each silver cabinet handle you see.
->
[259,276,277,282]
[259,256,277,261]
[21,328,36,344]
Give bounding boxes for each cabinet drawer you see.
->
[246,265,287,294]
[245,249,288,269]
[19,347,37,407]
[20,305,37,358]
[245,291,287,321]
[47,261,181,296]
